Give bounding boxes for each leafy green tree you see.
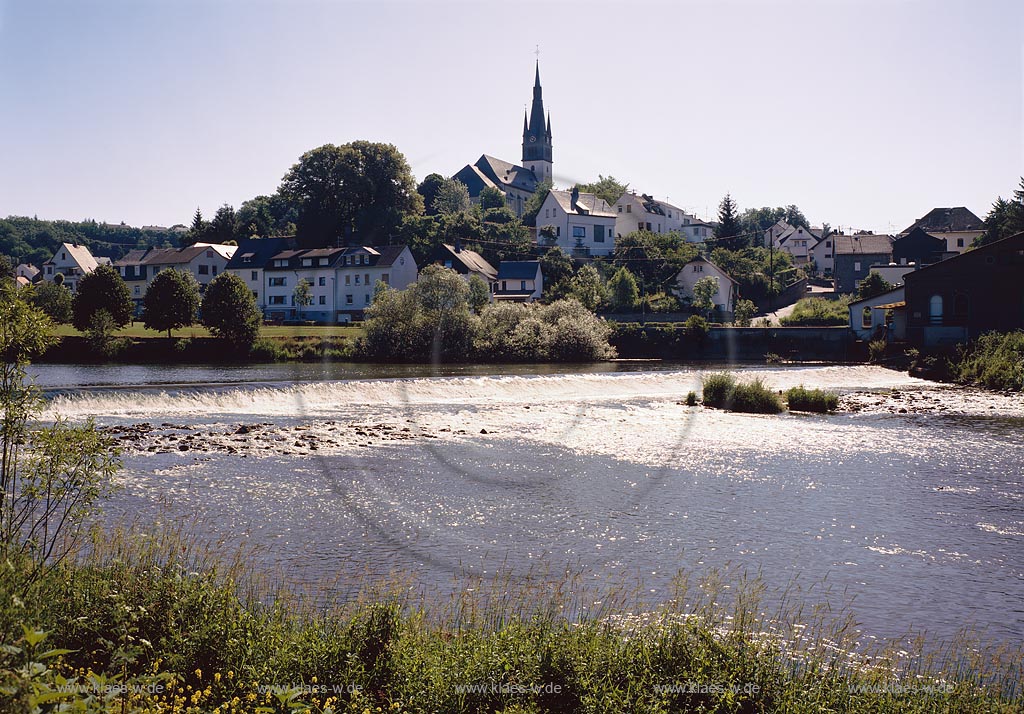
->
[201,273,262,349]
[142,269,200,337]
[30,282,73,324]
[85,309,128,358]
[1,286,116,576]
[567,264,607,312]
[607,266,639,312]
[612,230,699,288]
[691,275,719,318]
[714,194,745,250]
[72,265,133,331]
[432,179,472,216]
[857,271,893,301]
[417,173,447,216]
[521,179,553,227]
[293,278,313,320]
[977,183,1024,247]
[577,175,628,206]
[733,299,757,326]
[468,273,491,314]
[0,255,12,283]
[279,141,423,247]
[207,204,237,244]
[479,186,506,211]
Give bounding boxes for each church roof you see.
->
[476,155,540,193]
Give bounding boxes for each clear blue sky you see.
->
[1,0,1020,234]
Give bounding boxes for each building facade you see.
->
[536,187,616,257]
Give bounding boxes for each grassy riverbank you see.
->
[1,528,1019,714]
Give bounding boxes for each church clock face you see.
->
[529,136,536,143]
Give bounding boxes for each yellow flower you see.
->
[311,675,317,683]
[214,672,221,683]
[194,668,202,679]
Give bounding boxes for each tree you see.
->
[479,186,506,211]
[857,271,893,301]
[293,278,313,320]
[432,179,472,216]
[577,175,628,206]
[521,179,553,227]
[612,230,699,288]
[208,204,237,244]
[185,207,209,246]
[607,266,639,312]
[72,265,133,331]
[567,264,607,312]
[733,299,756,326]
[279,141,423,247]
[977,183,1024,247]
[142,269,200,337]
[468,273,491,314]
[0,255,12,284]
[714,194,745,250]
[1,286,116,577]
[202,273,262,349]
[691,276,719,318]
[417,173,447,216]
[30,282,73,324]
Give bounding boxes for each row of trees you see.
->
[15,266,263,352]
[978,177,1024,247]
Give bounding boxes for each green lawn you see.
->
[52,323,365,339]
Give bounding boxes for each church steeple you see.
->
[522,60,553,181]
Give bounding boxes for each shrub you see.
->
[868,339,887,363]
[684,390,698,406]
[779,297,850,326]
[954,331,1024,391]
[85,309,129,359]
[683,315,709,340]
[785,385,839,413]
[702,372,783,413]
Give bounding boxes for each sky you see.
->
[0,0,1021,234]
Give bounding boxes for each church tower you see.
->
[521,61,553,182]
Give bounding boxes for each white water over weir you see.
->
[33,362,1024,648]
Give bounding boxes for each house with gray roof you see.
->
[495,261,543,302]
[900,207,984,254]
[833,234,893,294]
[536,187,616,257]
[115,243,238,311]
[42,243,102,293]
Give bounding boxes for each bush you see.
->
[954,331,1024,391]
[702,372,783,413]
[683,314,709,339]
[684,390,698,406]
[780,297,850,326]
[868,339,887,363]
[785,385,839,413]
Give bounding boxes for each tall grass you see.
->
[785,385,839,413]
[954,331,1024,391]
[0,525,1018,713]
[702,372,784,414]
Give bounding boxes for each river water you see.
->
[30,361,1024,648]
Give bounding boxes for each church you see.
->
[453,62,553,218]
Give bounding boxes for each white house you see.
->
[848,285,906,341]
[612,192,711,243]
[536,187,616,257]
[433,243,498,290]
[866,262,916,286]
[16,263,39,283]
[808,235,834,275]
[114,243,238,309]
[775,225,818,265]
[494,261,543,302]
[674,258,738,317]
[41,243,101,293]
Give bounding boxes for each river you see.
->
[30,361,1024,649]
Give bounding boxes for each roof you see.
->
[848,285,905,308]
[904,230,1024,284]
[475,155,539,194]
[549,189,616,218]
[114,249,148,266]
[47,243,100,273]
[901,207,983,234]
[439,244,497,280]
[225,237,298,270]
[371,245,411,268]
[833,234,894,255]
[497,261,541,280]
[679,257,739,285]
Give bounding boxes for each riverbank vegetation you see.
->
[953,331,1024,391]
[779,296,850,326]
[701,372,784,414]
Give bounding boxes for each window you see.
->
[134,286,140,296]
[198,265,209,275]
[693,264,703,273]
[318,277,326,286]
[273,259,287,267]
[556,227,561,237]
[618,205,622,213]
[381,273,389,284]
[854,261,861,272]
[862,306,872,329]
[626,205,631,213]
[319,295,326,305]
[444,260,452,268]
[345,256,351,266]
[319,258,329,266]
[346,294,353,305]
[364,293,370,305]
[355,275,361,285]
[572,226,586,238]
[251,271,258,281]
[595,225,605,242]
[929,295,943,325]
[269,295,286,305]
[957,238,964,248]
[520,280,527,291]
[364,273,369,286]
[252,290,258,299]
[212,265,217,275]
[501,281,507,291]
[345,275,351,285]
[269,277,286,287]
[302,258,312,267]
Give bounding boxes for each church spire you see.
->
[522,61,552,174]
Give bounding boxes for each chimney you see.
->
[454,238,462,253]
[571,185,580,211]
